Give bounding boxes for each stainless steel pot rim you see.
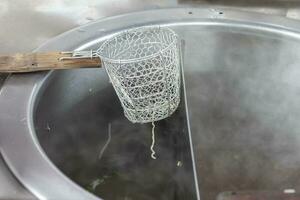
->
[2,7,300,200]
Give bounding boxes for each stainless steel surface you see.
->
[0,156,35,200]
[0,9,204,200]
[2,7,300,200]
[182,18,300,200]
[216,191,300,200]
[2,1,300,200]
[1,0,300,54]
[0,1,182,198]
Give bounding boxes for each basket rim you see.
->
[96,26,178,64]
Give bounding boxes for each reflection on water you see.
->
[34,75,198,200]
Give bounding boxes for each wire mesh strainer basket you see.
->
[97,26,180,123]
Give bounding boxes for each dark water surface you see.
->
[34,71,198,200]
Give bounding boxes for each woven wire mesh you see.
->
[97,26,180,123]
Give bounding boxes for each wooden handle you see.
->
[0,52,101,73]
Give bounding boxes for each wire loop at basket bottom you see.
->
[123,95,180,123]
